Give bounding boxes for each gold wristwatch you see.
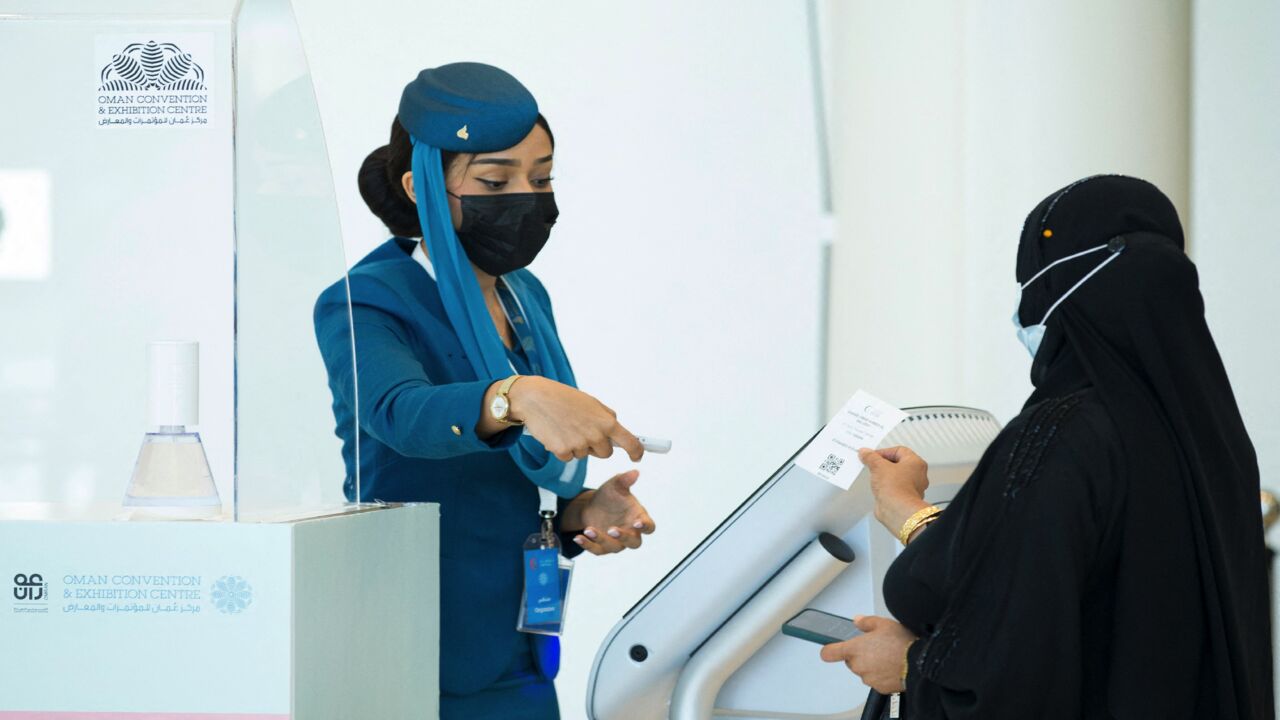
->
[489,375,524,426]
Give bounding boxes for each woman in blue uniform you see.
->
[314,62,657,719]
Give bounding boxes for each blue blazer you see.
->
[314,237,579,696]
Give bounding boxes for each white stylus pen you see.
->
[614,436,673,454]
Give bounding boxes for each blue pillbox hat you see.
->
[397,62,540,152]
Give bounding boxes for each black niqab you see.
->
[1025,175,1269,718]
[885,175,1271,718]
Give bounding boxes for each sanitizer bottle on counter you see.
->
[122,341,222,520]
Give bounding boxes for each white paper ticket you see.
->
[794,389,908,490]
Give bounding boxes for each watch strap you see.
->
[494,374,524,426]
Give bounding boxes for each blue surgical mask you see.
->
[1013,238,1126,358]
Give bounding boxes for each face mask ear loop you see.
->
[1036,246,1125,324]
[1020,243,1110,290]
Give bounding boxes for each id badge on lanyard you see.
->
[494,278,574,634]
[518,487,575,636]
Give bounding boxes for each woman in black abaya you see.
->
[821,175,1273,719]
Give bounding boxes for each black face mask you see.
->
[451,192,559,276]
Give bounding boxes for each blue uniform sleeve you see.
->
[315,286,522,459]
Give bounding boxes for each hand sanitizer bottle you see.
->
[122,341,222,520]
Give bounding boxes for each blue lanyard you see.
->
[496,278,544,377]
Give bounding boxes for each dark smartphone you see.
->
[782,608,861,645]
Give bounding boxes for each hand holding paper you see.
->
[857,446,933,535]
[794,390,908,490]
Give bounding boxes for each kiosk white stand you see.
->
[587,407,1002,720]
[0,2,440,717]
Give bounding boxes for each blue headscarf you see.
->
[400,63,586,498]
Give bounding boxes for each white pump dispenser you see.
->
[122,341,221,520]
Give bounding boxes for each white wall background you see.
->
[1193,0,1280,517]
[1191,0,1280,708]
[821,0,1191,422]
[287,1,827,715]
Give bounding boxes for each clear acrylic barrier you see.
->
[232,0,358,519]
[0,0,357,521]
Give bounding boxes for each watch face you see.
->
[491,394,510,419]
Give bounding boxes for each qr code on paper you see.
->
[819,454,845,475]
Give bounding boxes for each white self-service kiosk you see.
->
[587,406,1002,720]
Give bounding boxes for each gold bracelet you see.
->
[898,505,941,546]
[900,508,941,545]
